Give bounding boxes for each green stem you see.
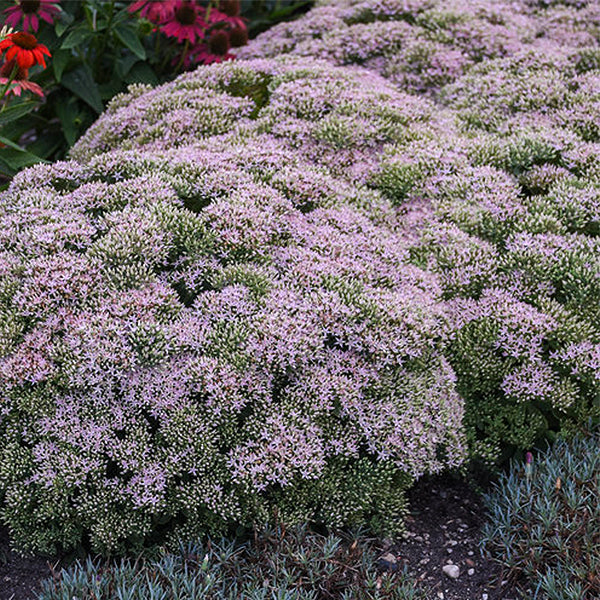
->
[93,0,116,80]
[175,39,190,73]
[0,64,19,111]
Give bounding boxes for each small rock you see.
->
[468,568,475,576]
[380,552,397,565]
[378,552,398,572]
[446,548,453,554]
[442,564,460,579]
[482,594,489,600]
[414,535,424,543]
[437,593,445,599]
[466,558,475,567]
[467,551,474,556]
[448,540,458,546]
[419,557,430,565]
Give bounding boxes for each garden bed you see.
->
[0,475,520,600]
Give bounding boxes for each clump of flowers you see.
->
[238,0,536,96]
[0,59,465,556]
[129,0,248,67]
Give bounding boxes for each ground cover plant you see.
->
[242,0,600,465]
[1,0,600,596]
[38,525,425,599]
[482,428,600,600]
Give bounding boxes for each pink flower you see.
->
[0,58,43,97]
[3,0,60,33]
[159,0,206,44]
[208,6,245,30]
[128,0,175,25]
[190,30,234,65]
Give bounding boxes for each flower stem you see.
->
[175,39,190,72]
[0,63,19,110]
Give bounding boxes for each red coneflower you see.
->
[4,0,60,33]
[0,31,51,69]
[160,0,206,44]
[0,58,43,97]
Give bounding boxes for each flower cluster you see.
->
[0,59,465,555]
[238,0,536,95]
[241,0,600,462]
[129,0,248,66]
[3,0,600,556]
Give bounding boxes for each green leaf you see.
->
[54,100,79,146]
[114,24,146,60]
[61,66,104,113]
[98,79,124,101]
[60,26,94,50]
[116,53,139,79]
[125,62,158,86]
[26,134,63,160]
[52,48,72,83]
[0,137,47,171]
[55,10,75,37]
[0,101,38,127]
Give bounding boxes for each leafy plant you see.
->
[482,428,600,600]
[39,525,425,600]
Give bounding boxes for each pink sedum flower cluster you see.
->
[1,0,600,555]
[0,59,465,555]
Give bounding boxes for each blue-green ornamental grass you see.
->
[39,525,425,600]
[481,430,600,600]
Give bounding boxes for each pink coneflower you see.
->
[192,29,234,65]
[229,26,248,48]
[0,58,43,97]
[160,0,206,44]
[210,3,245,30]
[128,0,175,25]
[3,0,60,33]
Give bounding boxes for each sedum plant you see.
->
[0,58,465,556]
[244,0,600,464]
